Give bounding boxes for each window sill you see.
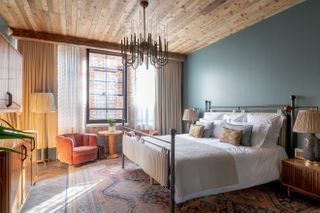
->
[86,123,128,128]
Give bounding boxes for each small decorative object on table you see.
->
[107,118,115,132]
[294,147,304,160]
[293,110,320,162]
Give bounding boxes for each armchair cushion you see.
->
[73,146,98,156]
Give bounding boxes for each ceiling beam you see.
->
[10,28,187,61]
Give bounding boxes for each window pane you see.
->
[107,110,123,119]
[107,55,123,70]
[106,70,122,82]
[107,96,123,108]
[87,50,126,123]
[89,110,107,120]
[89,95,107,108]
[89,53,107,68]
[106,82,123,95]
[89,109,123,121]
[89,81,107,95]
[89,68,107,81]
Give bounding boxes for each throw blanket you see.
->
[122,135,239,201]
[173,136,238,199]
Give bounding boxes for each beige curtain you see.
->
[155,60,182,134]
[18,40,57,160]
[0,112,19,129]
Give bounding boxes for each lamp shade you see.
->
[182,108,198,121]
[30,93,56,113]
[293,110,320,133]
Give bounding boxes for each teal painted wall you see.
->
[183,0,320,112]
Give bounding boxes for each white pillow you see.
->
[247,113,284,148]
[199,118,209,122]
[212,120,226,138]
[250,123,271,147]
[203,112,224,121]
[223,113,247,122]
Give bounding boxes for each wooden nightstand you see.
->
[281,158,320,200]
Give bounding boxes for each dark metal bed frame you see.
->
[122,95,318,213]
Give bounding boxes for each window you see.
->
[87,50,127,123]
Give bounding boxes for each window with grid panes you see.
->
[87,50,127,123]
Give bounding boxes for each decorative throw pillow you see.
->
[224,123,253,146]
[196,121,214,138]
[219,127,242,146]
[189,124,205,138]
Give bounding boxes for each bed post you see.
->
[122,119,125,169]
[205,100,209,112]
[170,128,176,213]
[289,95,296,158]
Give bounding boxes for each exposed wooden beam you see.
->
[10,28,186,61]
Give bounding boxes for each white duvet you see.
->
[171,134,288,203]
[123,133,288,203]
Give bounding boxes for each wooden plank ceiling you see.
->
[0,0,304,55]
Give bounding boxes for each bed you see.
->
[121,97,299,213]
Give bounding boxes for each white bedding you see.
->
[123,133,288,203]
[138,134,288,203]
[171,134,288,203]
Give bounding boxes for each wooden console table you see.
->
[98,130,122,159]
[0,137,36,213]
[281,158,320,200]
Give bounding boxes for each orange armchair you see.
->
[56,133,98,165]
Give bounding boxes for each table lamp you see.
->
[293,110,320,162]
[30,93,56,163]
[182,108,198,132]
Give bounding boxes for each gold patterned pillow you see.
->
[189,124,205,138]
[219,127,242,146]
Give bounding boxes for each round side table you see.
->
[98,130,123,159]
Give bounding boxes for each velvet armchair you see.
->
[56,133,98,165]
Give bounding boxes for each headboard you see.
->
[204,95,318,157]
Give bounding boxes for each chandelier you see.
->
[120,0,168,70]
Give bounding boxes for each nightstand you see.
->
[281,158,320,200]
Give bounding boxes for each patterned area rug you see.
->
[65,159,320,213]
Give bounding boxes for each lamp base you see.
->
[303,134,320,162]
[186,121,192,133]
